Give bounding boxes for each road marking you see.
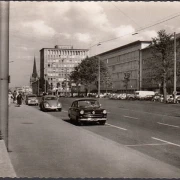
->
[152,137,180,148]
[157,122,179,128]
[62,110,68,112]
[106,123,127,131]
[119,107,180,118]
[124,115,138,120]
[126,143,168,147]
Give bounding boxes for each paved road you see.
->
[33,98,180,169]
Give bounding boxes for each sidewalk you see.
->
[0,140,16,177]
[8,103,180,178]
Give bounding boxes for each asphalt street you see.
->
[34,98,180,169]
[8,98,180,177]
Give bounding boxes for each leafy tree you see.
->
[122,72,130,95]
[69,56,111,95]
[146,30,175,102]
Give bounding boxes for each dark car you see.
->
[25,94,38,105]
[39,95,62,111]
[68,98,107,125]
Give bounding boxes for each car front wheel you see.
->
[58,108,62,112]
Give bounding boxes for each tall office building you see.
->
[40,45,89,92]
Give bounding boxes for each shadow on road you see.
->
[62,118,101,127]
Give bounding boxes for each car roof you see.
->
[74,98,98,102]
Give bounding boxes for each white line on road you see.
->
[124,115,138,120]
[126,143,168,147]
[106,123,127,131]
[62,110,68,112]
[152,137,180,148]
[119,107,180,118]
[157,122,179,128]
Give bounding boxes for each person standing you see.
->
[8,92,13,106]
[17,93,23,107]
[13,90,17,103]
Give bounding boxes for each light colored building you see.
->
[40,45,89,93]
[98,41,151,93]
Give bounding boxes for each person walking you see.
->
[13,90,17,103]
[16,93,23,107]
[8,92,13,106]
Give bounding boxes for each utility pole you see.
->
[0,1,9,150]
[98,56,100,98]
[174,32,177,103]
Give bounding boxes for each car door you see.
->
[70,101,78,120]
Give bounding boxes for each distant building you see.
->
[30,57,39,95]
[98,41,151,93]
[39,45,89,94]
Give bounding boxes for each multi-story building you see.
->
[40,45,89,93]
[142,33,180,93]
[98,41,151,93]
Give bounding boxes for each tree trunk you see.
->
[163,73,167,103]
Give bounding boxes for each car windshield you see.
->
[78,100,100,108]
[45,97,57,100]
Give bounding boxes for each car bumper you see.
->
[28,101,38,105]
[79,118,107,122]
[45,106,61,110]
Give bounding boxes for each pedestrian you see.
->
[8,92,13,106]
[16,93,23,107]
[13,90,17,103]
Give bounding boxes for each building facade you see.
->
[40,45,89,93]
[98,41,151,93]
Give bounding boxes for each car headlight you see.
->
[103,110,107,114]
[80,110,84,115]
[45,103,50,107]
[57,103,61,107]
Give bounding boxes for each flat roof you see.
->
[40,48,89,51]
[97,40,151,56]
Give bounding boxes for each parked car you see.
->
[166,95,174,103]
[126,94,135,100]
[68,98,107,125]
[25,94,38,105]
[39,95,62,111]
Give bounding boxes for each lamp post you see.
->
[173,32,177,103]
[44,74,47,93]
[97,43,101,98]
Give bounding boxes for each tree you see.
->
[69,56,111,95]
[122,72,130,95]
[147,30,175,102]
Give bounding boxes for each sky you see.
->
[9,1,180,87]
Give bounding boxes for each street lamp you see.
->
[97,43,101,98]
[44,74,47,93]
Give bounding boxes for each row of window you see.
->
[111,61,138,71]
[47,64,75,68]
[45,50,88,56]
[112,70,137,80]
[46,58,82,63]
[107,51,139,65]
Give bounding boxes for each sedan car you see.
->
[68,98,107,125]
[39,95,62,111]
[25,94,38,105]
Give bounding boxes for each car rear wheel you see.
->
[58,108,62,112]
[99,121,106,125]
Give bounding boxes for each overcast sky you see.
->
[9,1,180,87]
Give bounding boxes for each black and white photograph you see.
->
[1,1,180,178]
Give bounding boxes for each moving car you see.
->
[25,94,38,105]
[39,95,62,111]
[68,98,107,125]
